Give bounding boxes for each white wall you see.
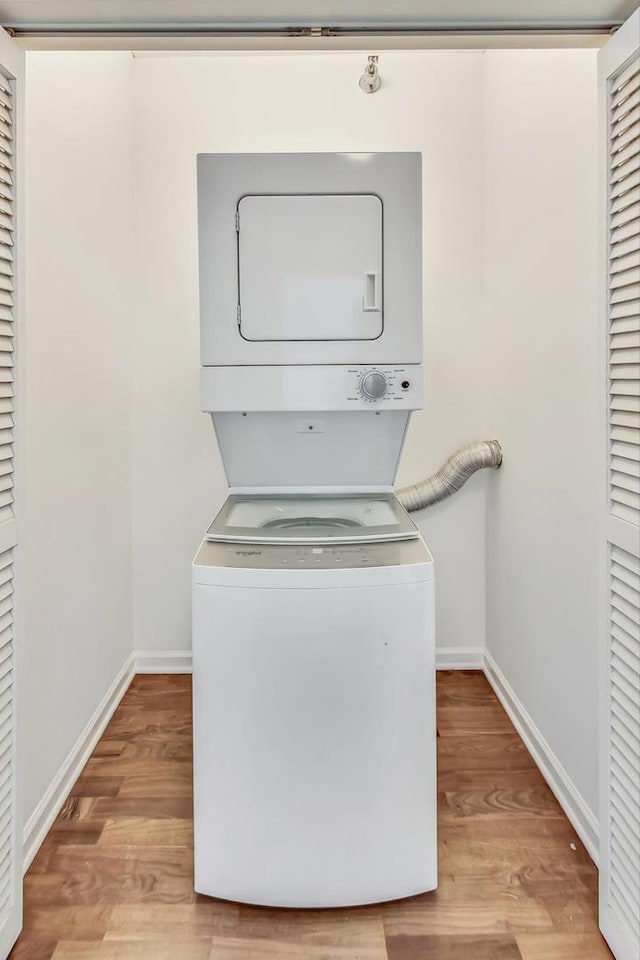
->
[131,51,489,659]
[483,50,600,817]
[22,52,135,830]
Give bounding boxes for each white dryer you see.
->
[193,152,436,908]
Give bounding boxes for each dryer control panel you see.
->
[201,364,422,412]
[349,368,416,404]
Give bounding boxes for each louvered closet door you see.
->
[0,26,22,960]
[599,12,640,960]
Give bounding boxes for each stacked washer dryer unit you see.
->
[193,152,436,908]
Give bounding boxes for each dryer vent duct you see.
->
[397,440,503,513]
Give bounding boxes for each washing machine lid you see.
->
[205,493,419,545]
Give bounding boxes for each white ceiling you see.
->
[0,0,638,33]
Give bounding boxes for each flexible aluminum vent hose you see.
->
[396,440,503,513]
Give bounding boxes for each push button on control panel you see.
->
[360,370,388,400]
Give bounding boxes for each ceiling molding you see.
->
[2,1,630,48]
[2,20,622,38]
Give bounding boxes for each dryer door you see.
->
[238,194,383,342]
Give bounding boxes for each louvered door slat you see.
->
[611,187,640,215]
[613,450,640,483]
[610,423,640,442]
[612,88,640,124]
[611,744,640,808]
[611,321,640,343]
[611,659,639,712]
[612,161,640,193]
[611,393,640,412]
[613,679,640,735]
[611,834,640,897]
[611,775,639,844]
[0,642,10,669]
[610,206,640,231]
[614,625,640,665]
[609,231,640,258]
[610,280,640,301]
[611,379,639,396]
[611,546,640,573]
[612,572,640,605]
[612,472,640,498]
[612,560,640,588]
[614,56,640,92]
[611,120,640,156]
[611,602,640,640]
[611,333,640,353]
[610,296,639,318]
[611,877,638,929]
[611,781,640,849]
[611,250,640,273]
[601,24,640,960]
[611,492,640,524]
[610,405,640,425]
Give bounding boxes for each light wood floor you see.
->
[11,671,612,960]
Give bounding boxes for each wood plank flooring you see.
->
[11,671,612,960]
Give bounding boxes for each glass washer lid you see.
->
[206,494,419,545]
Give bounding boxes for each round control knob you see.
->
[360,371,388,400]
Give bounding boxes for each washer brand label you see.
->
[235,549,262,557]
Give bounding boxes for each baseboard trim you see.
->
[133,648,482,674]
[436,646,484,670]
[22,652,135,873]
[133,650,193,673]
[483,650,599,865]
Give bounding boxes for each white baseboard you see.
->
[483,650,599,865]
[436,646,484,670]
[22,652,135,873]
[133,649,193,673]
[133,648,482,674]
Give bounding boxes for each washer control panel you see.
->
[233,544,378,568]
[195,537,430,571]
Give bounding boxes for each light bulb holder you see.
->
[359,55,381,94]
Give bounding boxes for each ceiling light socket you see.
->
[360,56,381,94]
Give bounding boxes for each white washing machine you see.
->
[193,152,437,907]
[192,495,436,907]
